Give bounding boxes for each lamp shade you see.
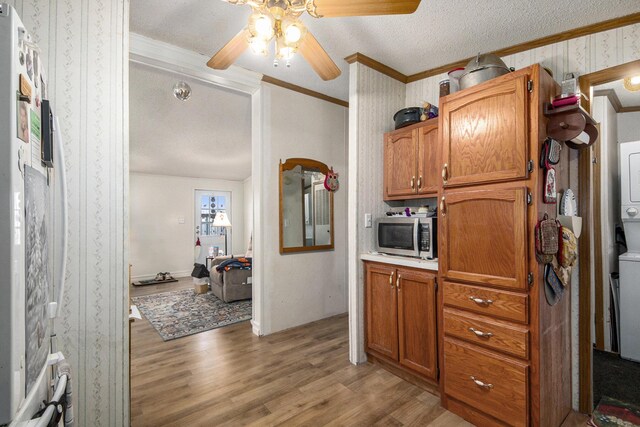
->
[213,212,232,227]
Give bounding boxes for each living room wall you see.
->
[256,83,349,335]
[130,173,247,280]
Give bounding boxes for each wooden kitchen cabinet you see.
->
[440,185,528,290]
[384,119,439,200]
[365,262,438,383]
[439,66,572,427]
[440,72,529,188]
[365,263,398,360]
[397,268,437,379]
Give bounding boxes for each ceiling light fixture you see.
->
[173,81,192,101]
[242,1,309,68]
[624,75,640,92]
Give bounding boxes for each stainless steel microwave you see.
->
[375,217,437,259]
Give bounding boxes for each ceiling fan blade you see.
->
[311,0,420,17]
[207,28,249,70]
[298,32,341,81]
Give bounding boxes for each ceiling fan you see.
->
[207,0,421,81]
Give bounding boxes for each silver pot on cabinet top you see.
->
[459,53,512,90]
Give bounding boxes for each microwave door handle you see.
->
[413,218,420,257]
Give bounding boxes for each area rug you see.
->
[132,288,252,341]
[589,396,640,427]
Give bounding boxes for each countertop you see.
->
[360,252,438,271]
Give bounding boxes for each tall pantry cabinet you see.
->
[438,65,572,426]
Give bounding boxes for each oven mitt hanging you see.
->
[535,213,559,263]
[558,226,577,268]
[544,262,565,306]
[542,141,558,204]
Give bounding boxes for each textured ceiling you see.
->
[596,79,640,108]
[130,0,640,101]
[129,62,252,180]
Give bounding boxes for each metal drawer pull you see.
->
[418,176,422,189]
[469,296,493,305]
[410,176,415,189]
[470,376,494,389]
[442,163,448,184]
[469,327,493,338]
[396,274,401,290]
[389,272,394,287]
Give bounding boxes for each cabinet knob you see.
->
[469,327,493,338]
[469,296,493,306]
[442,163,449,184]
[470,376,494,389]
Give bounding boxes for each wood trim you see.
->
[577,59,640,413]
[405,12,640,82]
[261,75,348,108]
[344,52,408,83]
[592,89,623,112]
[620,106,640,113]
[592,125,604,351]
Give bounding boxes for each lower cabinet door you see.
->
[444,338,528,427]
[365,263,399,360]
[397,268,437,380]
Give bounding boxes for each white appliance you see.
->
[0,4,70,425]
[618,140,640,362]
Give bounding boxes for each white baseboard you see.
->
[131,270,191,282]
[251,320,261,337]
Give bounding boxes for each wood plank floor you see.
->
[130,280,590,426]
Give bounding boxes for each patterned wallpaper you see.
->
[405,23,640,107]
[348,63,405,362]
[7,1,129,425]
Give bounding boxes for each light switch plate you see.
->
[365,213,372,228]
[177,216,185,224]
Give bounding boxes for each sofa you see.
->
[209,255,252,303]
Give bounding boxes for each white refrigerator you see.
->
[0,4,70,425]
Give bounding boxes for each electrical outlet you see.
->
[177,216,185,224]
[364,213,372,228]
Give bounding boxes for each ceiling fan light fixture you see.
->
[249,36,270,56]
[267,0,288,19]
[282,18,306,44]
[624,75,640,92]
[248,11,275,40]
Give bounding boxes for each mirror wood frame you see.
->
[279,158,335,254]
[578,58,640,414]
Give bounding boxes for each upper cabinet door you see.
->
[441,74,529,187]
[366,263,399,360]
[417,123,439,195]
[397,268,438,380]
[440,187,528,290]
[385,128,417,198]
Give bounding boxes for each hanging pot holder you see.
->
[535,213,559,263]
[558,226,578,268]
[544,263,565,306]
[543,165,557,204]
[540,138,562,167]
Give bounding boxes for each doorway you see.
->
[195,189,232,265]
[578,59,640,413]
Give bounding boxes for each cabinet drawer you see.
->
[443,281,528,324]
[444,308,529,359]
[444,338,528,427]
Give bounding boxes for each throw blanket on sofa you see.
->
[215,257,252,273]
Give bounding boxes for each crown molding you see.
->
[344,53,407,83]
[406,12,640,82]
[593,89,623,112]
[345,12,640,85]
[129,33,263,95]
[262,75,349,108]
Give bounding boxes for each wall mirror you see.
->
[279,158,334,253]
